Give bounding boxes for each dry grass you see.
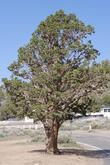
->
[61,117,110,131]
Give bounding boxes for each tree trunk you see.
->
[43,119,60,154]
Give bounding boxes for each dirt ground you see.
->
[0,137,103,165]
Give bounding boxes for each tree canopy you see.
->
[3,10,110,154]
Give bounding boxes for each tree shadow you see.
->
[29,148,110,159]
[60,149,110,158]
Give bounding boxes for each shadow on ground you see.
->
[29,149,110,159]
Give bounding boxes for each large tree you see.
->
[3,10,110,154]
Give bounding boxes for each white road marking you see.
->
[77,141,102,150]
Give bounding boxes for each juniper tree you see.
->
[3,10,110,154]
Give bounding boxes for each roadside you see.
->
[0,137,103,165]
[0,122,109,165]
[69,130,110,165]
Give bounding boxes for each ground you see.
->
[1,118,109,165]
[0,136,103,165]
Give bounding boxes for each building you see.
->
[101,107,110,118]
[87,106,110,118]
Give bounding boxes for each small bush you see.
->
[31,134,45,143]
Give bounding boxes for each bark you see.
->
[43,119,60,154]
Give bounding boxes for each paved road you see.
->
[71,131,110,165]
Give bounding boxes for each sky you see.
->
[0,0,110,84]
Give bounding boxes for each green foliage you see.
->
[0,97,17,120]
[0,86,5,105]
[101,95,110,106]
[3,10,110,124]
[3,78,32,118]
[0,86,17,120]
[87,60,110,111]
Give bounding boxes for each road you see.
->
[71,130,110,165]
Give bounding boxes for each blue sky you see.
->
[0,0,110,83]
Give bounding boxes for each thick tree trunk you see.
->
[43,120,60,154]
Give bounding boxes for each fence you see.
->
[0,120,43,130]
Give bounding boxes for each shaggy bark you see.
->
[44,119,60,154]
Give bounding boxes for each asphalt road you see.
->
[71,131,110,165]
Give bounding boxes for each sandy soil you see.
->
[0,137,103,165]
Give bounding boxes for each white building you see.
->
[87,106,110,118]
[101,107,110,118]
